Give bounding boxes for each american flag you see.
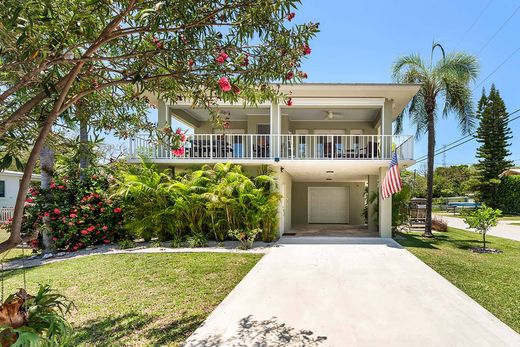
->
[381,151,402,200]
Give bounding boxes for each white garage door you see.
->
[308,187,349,223]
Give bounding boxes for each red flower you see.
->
[215,51,228,64]
[87,225,95,232]
[44,212,50,217]
[52,237,58,241]
[58,185,65,189]
[100,207,106,213]
[171,148,185,156]
[25,198,34,203]
[81,229,88,235]
[302,44,311,55]
[53,208,61,215]
[286,97,293,106]
[102,226,108,231]
[232,84,241,95]
[72,245,78,251]
[69,213,77,218]
[298,71,308,79]
[103,239,111,244]
[113,207,122,213]
[240,56,249,66]
[287,12,295,21]
[218,77,232,92]
[50,183,56,189]
[188,59,194,67]
[285,71,294,80]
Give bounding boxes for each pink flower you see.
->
[26,198,34,203]
[100,207,106,213]
[171,148,185,156]
[52,237,58,241]
[53,208,61,215]
[285,71,294,80]
[44,212,50,217]
[113,207,122,213]
[72,245,78,251]
[81,229,88,235]
[103,239,111,244]
[215,51,228,64]
[50,183,56,189]
[58,185,65,189]
[102,226,108,231]
[180,134,186,142]
[287,12,295,21]
[87,225,95,232]
[175,128,182,134]
[218,77,232,92]
[69,213,77,218]
[302,44,311,55]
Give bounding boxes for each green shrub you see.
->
[7,166,126,252]
[228,228,261,250]
[115,162,281,244]
[187,233,207,248]
[118,239,136,249]
[496,176,520,215]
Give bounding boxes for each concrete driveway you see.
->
[185,237,520,346]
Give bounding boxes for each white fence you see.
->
[0,208,14,222]
[129,134,414,161]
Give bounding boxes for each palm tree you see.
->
[392,43,479,237]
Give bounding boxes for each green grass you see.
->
[396,228,520,333]
[0,252,262,346]
[436,212,520,222]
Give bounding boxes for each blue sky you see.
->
[295,0,520,169]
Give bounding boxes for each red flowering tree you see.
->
[6,166,126,252]
[0,0,319,252]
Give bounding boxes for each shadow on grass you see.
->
[72,311,205,346]
[396,232,440,250]
[398,231,489,252]
[187,315,327,347]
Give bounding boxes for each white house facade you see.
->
[128,83,420,237]
[0,170,41,221]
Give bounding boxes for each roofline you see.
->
[0,170,42,179]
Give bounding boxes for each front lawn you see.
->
[396,228,520,333]
[0,252,261,346]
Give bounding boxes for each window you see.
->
[0,181,4,198]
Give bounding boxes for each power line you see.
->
[455,0,495,49]
[473,46,520,90]
[414,107,520,163]
[476,3,520,55]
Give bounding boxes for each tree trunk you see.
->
[483,233,486,250]
[424,108,436,238]
[79,117,89,180]
[40,145,55,253]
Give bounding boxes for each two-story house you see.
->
[128,83,420,238]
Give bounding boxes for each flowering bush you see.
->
[157,125,188,156]
[8,167,126,252]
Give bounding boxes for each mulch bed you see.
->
[470,247,503,254]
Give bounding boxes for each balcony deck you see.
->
[128,134,414,162]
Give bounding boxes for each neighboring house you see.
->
[129,83,420,237]
[0,170,41,221]
[500,168,520,177]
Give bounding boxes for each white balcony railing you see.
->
[0,207,14,221]
[129,134,414,161]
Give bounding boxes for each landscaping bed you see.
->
[396,227,520,333]
[0,252,261,346]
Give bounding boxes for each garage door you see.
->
[308,187,349,223]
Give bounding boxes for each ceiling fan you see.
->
[324,111,344,120]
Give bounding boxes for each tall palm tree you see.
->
[392,43,479,237]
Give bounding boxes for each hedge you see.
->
[496,176,520,215]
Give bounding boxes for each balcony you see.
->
[128,134,414,162]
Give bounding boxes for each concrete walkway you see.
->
[438,214,520,242]
[185,237,520,347]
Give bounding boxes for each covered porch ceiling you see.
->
[170,105,382,124]
[277,160,414,183]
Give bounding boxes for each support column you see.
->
[157,99,167,127]
[381,99,393,159]
[270,102,281,158]
[379,166,392,238]
[367,175,378,232]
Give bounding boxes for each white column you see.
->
[379,166,392,238]
[381,99,393,159]
[270,102,281,158]
[368,175,378,232]
[157,99,167,127]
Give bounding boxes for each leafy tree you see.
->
[392,43,479,237]
[463,204,501,250]
[433,165,477,197]
[0,0,319,252]
[474,85,513,207]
